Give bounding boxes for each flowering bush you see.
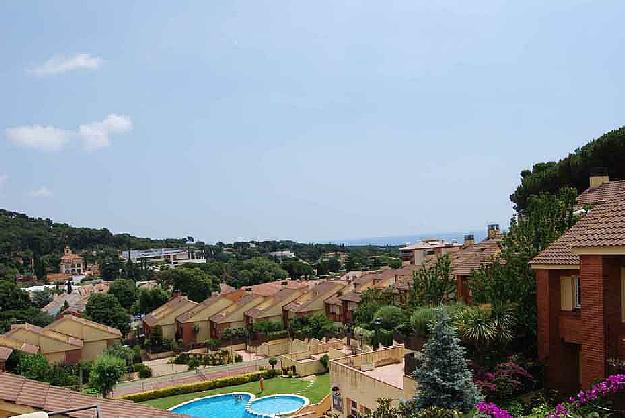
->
[474,361,534,402]
[475,401,513,418]
[547,374,625,418]
[475,374,625,418]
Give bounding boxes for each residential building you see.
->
[399,239,462,266]
[0,336,38,372]
[0,372,184,417]
[283,281,347,325]
[3,324,83,365]
[447,226,503,303]
[45,315,122,361]
[329,345,417,417]
[143,295,198,340]
[531,175,625,392]
[244,288,305,328]
[59,246,84,275]
[176,291,244,345]
[209,293,264,339]
[121,247,205,266]
[268,250,296,260]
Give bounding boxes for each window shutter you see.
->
[560,276,573,311]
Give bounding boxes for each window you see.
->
[621,268,625,323]
[573,275,581,309]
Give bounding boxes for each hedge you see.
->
[121,369,277,402]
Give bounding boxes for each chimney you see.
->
[590,167,609,188]
[463,234,475,247]
[487,224,500,240]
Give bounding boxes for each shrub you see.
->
[319,354,329,371]
[133,363,153,379]
[187,357,200,371]
[413,407,462,417]
[234,353,243,363]
[173,353,190,365]
[268,357,278,370]
[122,370,275,402]
[474,361,534,403]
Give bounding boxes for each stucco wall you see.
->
[82,340,108,362]
[330,346,413,417]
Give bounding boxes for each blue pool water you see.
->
[248,395,307,416]
[171,393,252,418]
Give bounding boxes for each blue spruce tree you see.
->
[413,308,481,412]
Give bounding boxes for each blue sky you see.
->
[1,1,624,243]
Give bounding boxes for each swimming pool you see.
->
[170,393,309,417]
[170,392,253,418]
[247,394,309,417]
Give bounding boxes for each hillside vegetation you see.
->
[511,126,625,211]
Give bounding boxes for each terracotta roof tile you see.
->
[0,372,187,417]
[532,180,625,266]
[143,295,198,327]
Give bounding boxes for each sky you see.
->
[1,1,624,244]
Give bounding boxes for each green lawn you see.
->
[142,374,331,410]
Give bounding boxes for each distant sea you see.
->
[330,230,488,246]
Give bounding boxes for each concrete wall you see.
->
[330,346,413,417]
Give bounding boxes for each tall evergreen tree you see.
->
[413,308,481,412]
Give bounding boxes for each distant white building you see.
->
[268,250,296,260]
[121,248,205,266]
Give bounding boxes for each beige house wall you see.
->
[45,351,66,364]
[82,340,108,362]
[161,324,177,340]
[183,298,234,342]
[7,329,73,356]
[330,346,415,417]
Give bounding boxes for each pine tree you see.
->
[413,308,481,412]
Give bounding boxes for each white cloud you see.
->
[29,186,52,198]
[29,53,103,76]
[5,114,132,152]
[78,114,133,150]
[5,125,72,151]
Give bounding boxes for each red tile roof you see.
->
[143,295,198,327]
[532,180,625,266]
[0,372,186,417]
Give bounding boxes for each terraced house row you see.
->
[142,225,504,346]
[0,315,122,370]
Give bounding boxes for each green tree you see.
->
[137,286,170,314]
[88,354,127,397]
[268,357,278,370]
[290,312,335,339]
[84,293,130,335]
[413,308,481,412]
[31,289,54,308]
[281,260,314,279]
[0,280,31,311]
[108,279,137,311]
[353,288,395,326]
[410,254,455,306]
[510,127,625,211]
[372,305,406,331]
[469,188,577,339]
[16,353,51,381]
[156,267,217,302]
[0,307,53,333]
